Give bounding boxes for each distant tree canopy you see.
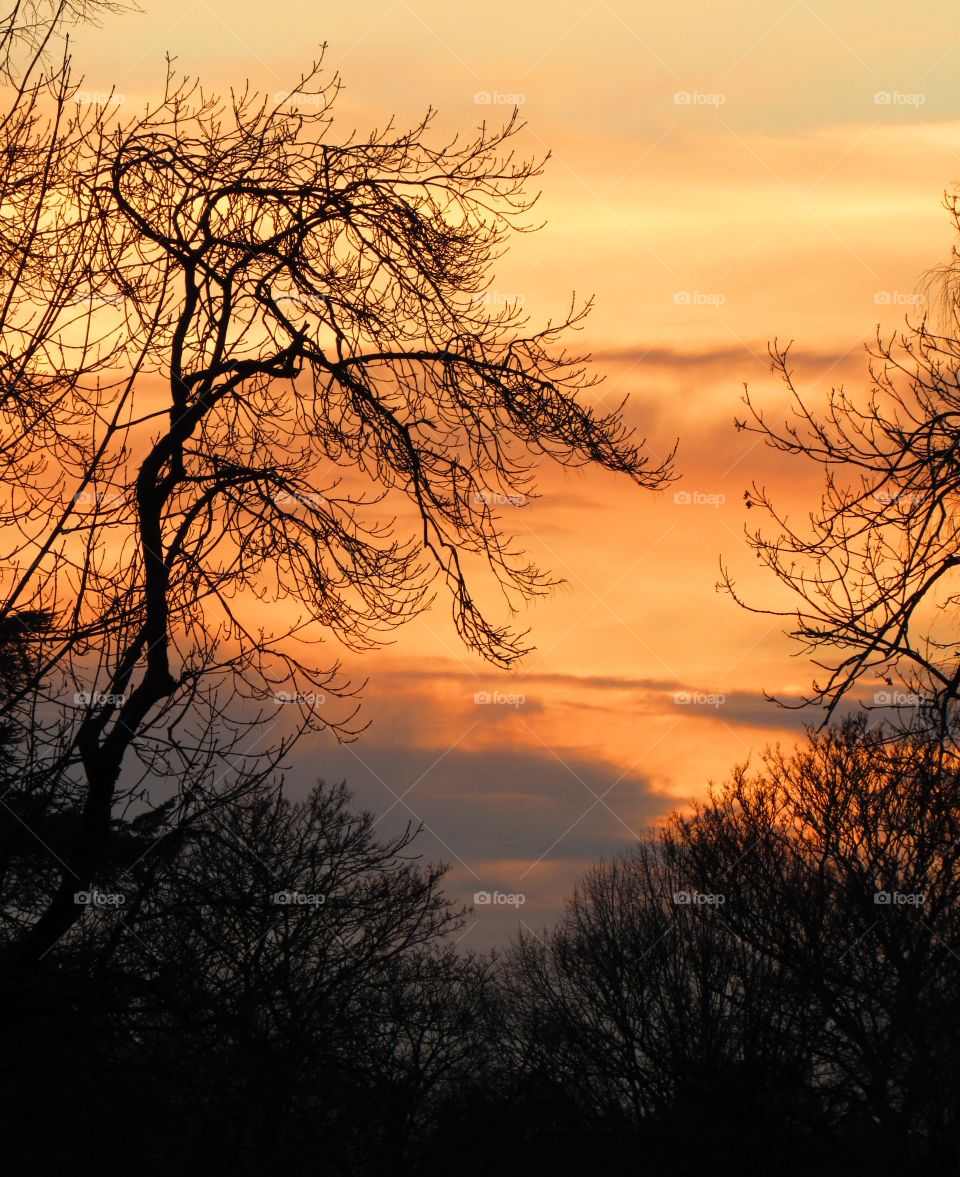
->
[488,718,960,1177]
[6,718,949,1177]
[2,774,494,1177]
[0,1,673,975]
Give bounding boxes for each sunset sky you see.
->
[70,0,960,944]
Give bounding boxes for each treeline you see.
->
[3,713,959,1175]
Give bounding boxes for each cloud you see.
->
[273,732,683,950]
[370,663,685,695]
[344,661,825,732]
[283,737,674,867]
[591,341,870,374]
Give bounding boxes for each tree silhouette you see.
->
[1,775,492,1176]
[0,2,674,981]
[473,721,960,1176]
[493,840,823,1175]
[724,238,960,742]
[673,718,960,1171]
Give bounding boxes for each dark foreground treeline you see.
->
[2,718,960,1176]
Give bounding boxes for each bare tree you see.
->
[1,776,491,1176]
[724,238,960,740]
[498,840,818,1160]
[487,721,960,1174]
[0,4,674,979]
[1,2,127,89]
[675,718,960,1170]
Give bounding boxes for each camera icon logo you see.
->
[73,889,125,906]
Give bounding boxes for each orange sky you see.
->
[64,0,960,944]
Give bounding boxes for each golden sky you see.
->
[69,0,960,944]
